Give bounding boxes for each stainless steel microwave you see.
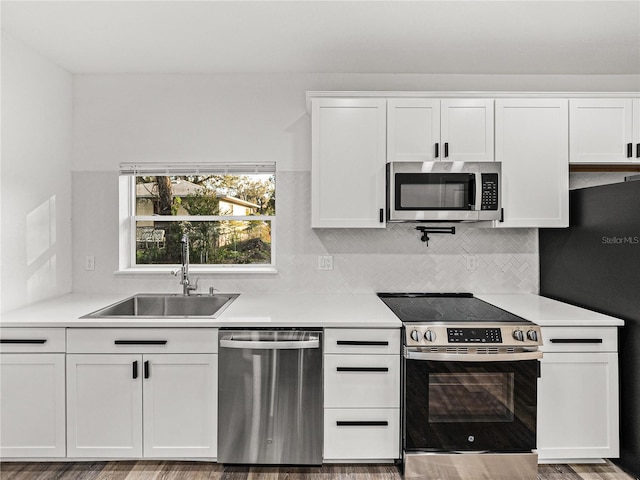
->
[387,161,502,222]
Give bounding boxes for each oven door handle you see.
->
[404,350,543,362]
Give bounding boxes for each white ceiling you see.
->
[2,0,639,75]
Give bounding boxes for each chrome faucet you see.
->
[177,233,197,295]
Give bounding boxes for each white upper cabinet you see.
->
[569,98,638,164]
[311,98,387,228]
[441,99,495,161]
[387,99,440,161]
[495,99,569,228]
[387,99,494,162]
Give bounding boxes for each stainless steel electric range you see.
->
[378,293,543,480]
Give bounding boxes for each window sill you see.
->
[115,266,278,275]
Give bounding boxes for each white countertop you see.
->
[477,294,625,327]
[0,292,402,328]
[0,292,624,329]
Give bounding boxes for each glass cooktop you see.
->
[377,292,530,324]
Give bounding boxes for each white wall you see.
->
[71,73,639,296]
[0,33,73,313]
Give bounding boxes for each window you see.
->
[118,163,276,273]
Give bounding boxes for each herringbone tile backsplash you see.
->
[221,172,538,294]
[72,171,539,295]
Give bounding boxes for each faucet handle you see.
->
[170,269,180,277]
[187,277,199,293]
[209,286,219,295]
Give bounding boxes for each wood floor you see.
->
[0,461,636,480]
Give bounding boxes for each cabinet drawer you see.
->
[540,327,617,353]
[0,328,66,353]
[324,354,400,408]
[324,408,400,460]
[67,328,218,354]
[324,329,400,354]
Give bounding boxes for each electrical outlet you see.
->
[465,255,478,271]
[85,255,95,271]
[318,255,334,271]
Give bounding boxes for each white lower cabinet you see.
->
[0,328,66,458]
[66,328,218,459]
[324,408,400,460]
[67,354,143,458]
[142,354,217,458]
[323,328,400,461]
[537,327,619,461]
[0,353,66,458]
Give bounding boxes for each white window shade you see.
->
[119,162,275,176]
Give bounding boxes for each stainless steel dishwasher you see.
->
[218,329,323,464]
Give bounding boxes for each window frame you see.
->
[117,163,277,275]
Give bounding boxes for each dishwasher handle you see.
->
[219,335,320,350]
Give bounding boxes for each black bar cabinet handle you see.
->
[379,208,384,223]
[627,143,633,158]
[144,361,150,379]
[336,367,389,372]
[434,142,439,158]
[336,421,388,427]
[636,143,640,158]
[550,338,603,344]
[0,339,47,344]
[132,361,138,379]
[444,142,449,158]
[114,340,168,345]
[336,340,389,346]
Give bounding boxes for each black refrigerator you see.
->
[539,178,640,477]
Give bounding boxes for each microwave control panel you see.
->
[480,173,499,210]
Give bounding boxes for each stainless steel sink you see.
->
[82,293,239,319]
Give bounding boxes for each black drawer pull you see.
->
[0,339,47,344]
[114,340,168,345]
[435,142,439,158]
[337,367,389,372]
[444,142,449,158]
[336,340,389,346]
[144,360,150,379]
[550,338,603,344]
[627,143,633,158]
[336,421,388,427]
[132,361,138,379]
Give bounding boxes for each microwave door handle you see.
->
[469,175,478,209]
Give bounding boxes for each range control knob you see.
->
[424,330,436,342]
[512,329,525,342]
[410,330,421,342]
[527,330,538,342]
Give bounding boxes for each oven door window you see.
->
[404,359,538,453]
[395,173,475,210]
[429,372,514,423]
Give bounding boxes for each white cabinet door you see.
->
[311,98,387,228]
[495,99,569,228]
[0,354,66,458]
[67,354,143,458]
[441,99,494,161]
[387,99,440,162]
[143,354,217,458]
[570,98,635,164]
[537,352,619,460]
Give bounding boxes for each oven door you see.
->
[404,354,539,453]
